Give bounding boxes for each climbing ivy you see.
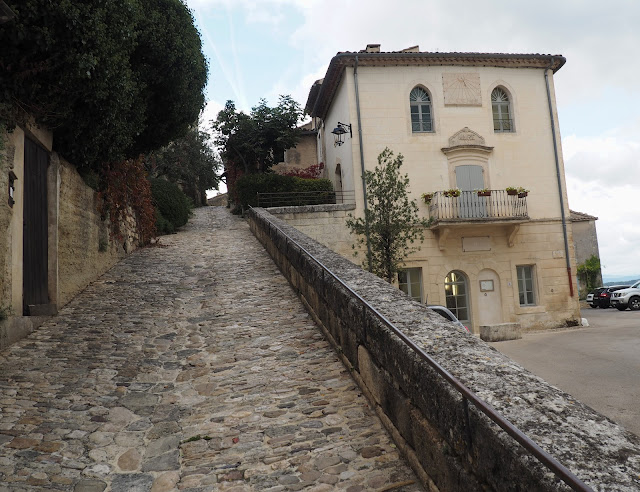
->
[577,254,601,293]
[98,157,156,245]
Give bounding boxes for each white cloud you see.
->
[564,131,640,277]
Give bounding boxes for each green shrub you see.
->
[150,178,191,235]
[234,174,334,209]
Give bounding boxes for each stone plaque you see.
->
[462,236,490,252]
[442,73,482,106]
[448,127,485,147]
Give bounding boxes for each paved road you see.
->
[492,307,640,436]
[0,207,422,491]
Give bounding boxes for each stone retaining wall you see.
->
[266,203,356,262]
[249,206,640,492]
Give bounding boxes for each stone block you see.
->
[479,323,522,342]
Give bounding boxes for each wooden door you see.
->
[23,137,49,314]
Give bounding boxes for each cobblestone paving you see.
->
[0,207,423,491]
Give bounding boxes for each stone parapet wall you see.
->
[249,206,640,492]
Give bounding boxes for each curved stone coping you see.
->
[266,203,356,214]
[249,206,640,492]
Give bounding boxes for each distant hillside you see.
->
[602,275,640,286]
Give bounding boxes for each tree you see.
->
[346,148,429,283]
[0,0,207,171]
[146,126,220,207]
[212,96,303,175]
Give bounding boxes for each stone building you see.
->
[272,121,319,175]
[570,210,602,295]
[290,44,582,333]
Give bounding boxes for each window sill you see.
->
[514,304,546,315]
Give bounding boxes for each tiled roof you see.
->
[305,49,566,118]
[570,210,598,222]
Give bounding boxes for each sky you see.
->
[186,0,640,280]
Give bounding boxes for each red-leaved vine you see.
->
[280,162,324,179]
[98,157,156,245]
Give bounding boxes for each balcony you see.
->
[427,190,529,250]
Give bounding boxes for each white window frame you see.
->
[398,267,423,303]
[410,87,433,133]
[516,265,536,306]
[491,87,514,133]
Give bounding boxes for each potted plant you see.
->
[421,192,434,204]
[475,188,491,197]
[443,188,461,198]
[505,186,518,196]
[517,187,529,198]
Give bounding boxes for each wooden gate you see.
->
[23,137,49,315]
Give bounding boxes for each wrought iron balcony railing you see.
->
[428,190,528,222]
[494,118,514,132]
[256,190,355,208]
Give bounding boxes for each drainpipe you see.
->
[354,56,373,271]
[544,58,574,297]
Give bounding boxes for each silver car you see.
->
[610,280,640,311]
[428,305,470,332]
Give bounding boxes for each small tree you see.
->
[146,126,220,206]
[346,148,429,283]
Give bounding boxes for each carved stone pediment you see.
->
[449,127,485,147]
[442,127,493,156]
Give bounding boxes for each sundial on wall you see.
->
[442,73,482,106]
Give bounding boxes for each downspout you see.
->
[544,58,574,297]
[354,56,373,271]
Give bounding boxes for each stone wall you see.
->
[249,206,640,492]
[57,156,131,307]
[0,125,138,349]
[266,203,356,261]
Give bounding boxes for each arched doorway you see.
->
[444,270,470,326]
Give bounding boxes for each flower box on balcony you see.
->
[421,192,434,204]
[476,190,492,197]
[506,187,518,196]
[443,188,461,198]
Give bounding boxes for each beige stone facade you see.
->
[0,124,137,348]
[272,121,319,175]
[297,45,581,333]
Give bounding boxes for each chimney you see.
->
[365,44,381,53]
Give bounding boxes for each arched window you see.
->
[491,87,513,132]
[410,87,433,133]
[444,270,470,325]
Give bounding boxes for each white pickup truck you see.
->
[610,280,640,311]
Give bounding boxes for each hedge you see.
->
[234,174,334,209]
[150,178,192,235]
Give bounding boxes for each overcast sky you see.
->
[186,0,640,280]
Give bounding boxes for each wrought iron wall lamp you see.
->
[331,122,352,147]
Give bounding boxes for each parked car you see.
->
[610,280,640,311]
[428,305,470,332]
[586,287,604,308]
[593,285,630,308]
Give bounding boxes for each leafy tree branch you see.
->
[346,148,429,283]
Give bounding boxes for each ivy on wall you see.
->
[98,157,155,246]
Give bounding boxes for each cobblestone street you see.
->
[0,207,422,491]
